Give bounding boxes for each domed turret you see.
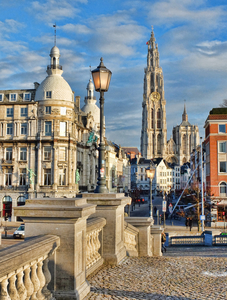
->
[81,79,100,130]
[86,79,94,99]
[50,45,60,57]
[34,46,73,102]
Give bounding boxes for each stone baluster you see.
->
[0,278,10,300]
[42,257,52,299]
[97,231,101,259]
[8,274,19,300]
[30,263,40,300]
[94,230,101,261]
[91,231,95,264]
[36,260,45,300]
[16,270,27,300]
[24,266,34,300]
[86,233,92,267]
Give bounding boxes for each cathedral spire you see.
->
[182,101,188,122]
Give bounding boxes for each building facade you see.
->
[0,45,131,222]
[204,107,227,227]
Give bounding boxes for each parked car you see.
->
[13,224,25,239]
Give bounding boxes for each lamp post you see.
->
[92,58,112,193]
[146,165,155,218]
[200,137,204,232]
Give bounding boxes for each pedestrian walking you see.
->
[189,217,193,231]
[161,231,166,253]
[154,206,157,216]
[185,217,189,228]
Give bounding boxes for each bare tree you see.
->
[220,99,227,107]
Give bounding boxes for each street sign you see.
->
[162,200,167,212]
[200,215,205,221]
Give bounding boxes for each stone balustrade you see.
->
[125,217,154,257]
[124,221,139,256]
[170,236,205,246]
[86,217,106,276]
[0,235,60,300]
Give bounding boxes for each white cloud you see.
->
[29,0,81,22]
[88,11,146,56]
[146,0,224,28]
[61,23,91,35]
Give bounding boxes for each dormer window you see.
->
[46,91,52,99]
[10,93,17,102]
[0,94,3,101]
[23,93,31,101]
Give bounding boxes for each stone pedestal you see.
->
[150,226,163,256]
[125,217,153,256]
[204,231,213,246]
[84,193,130,264]
[14,197,96,300]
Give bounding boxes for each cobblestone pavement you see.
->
[87,247,227,300]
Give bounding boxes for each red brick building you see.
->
[204,108,227,226]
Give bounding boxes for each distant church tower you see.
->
[172,103,199,165]
[140,28,167,159]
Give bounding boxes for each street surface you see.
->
[87,247,227,300]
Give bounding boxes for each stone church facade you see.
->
[141,29,199,165]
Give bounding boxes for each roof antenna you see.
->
[53,23,57,46]
[89,65,92,79]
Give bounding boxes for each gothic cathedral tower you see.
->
[140,29,167,159]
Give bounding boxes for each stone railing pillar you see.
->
[150,226,163,256]
[14,197,96,300]
[125,217,153,256]
[84,193,131,265]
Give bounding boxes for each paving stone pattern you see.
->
[87,247,227,300]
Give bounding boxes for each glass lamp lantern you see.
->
[91,58,112,92]
[146,167,155,180]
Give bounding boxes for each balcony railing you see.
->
[0,185,29,191]
[0,235,60,300]
[47,65,62,70]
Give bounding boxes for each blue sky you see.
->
[1,0,227,149]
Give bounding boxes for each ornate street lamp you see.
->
[146,165,155,218]
[92,58,112,193]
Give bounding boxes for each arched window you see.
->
[157,109,161,129]
[17,196,27,221]
[3,196,12,203]
[220,182,227,196]
[2,196,12,220]
[157,134,161,154]
[17,196,26,203]
[182,135,186,154]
